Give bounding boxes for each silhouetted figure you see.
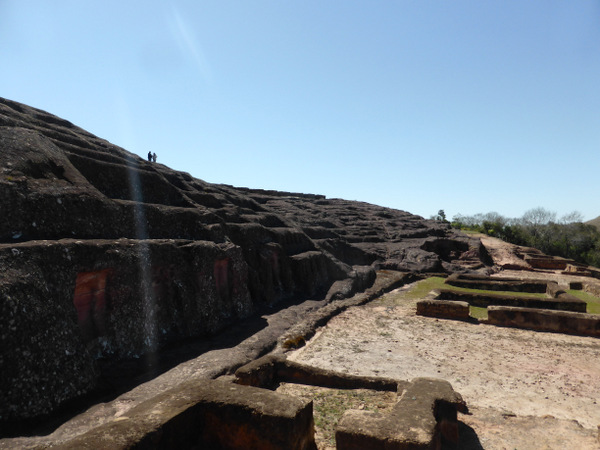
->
[147,151,152,162]
[152,152,157,163]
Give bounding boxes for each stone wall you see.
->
[417,276,599,339]
[584,282,600,297]
[523,255,571,270]
[336,378,466,450]
[416,299,470,320]
[445,273,548,293]
[435,289,587,312]
[37,356,467,450]
[235,355,467,450]
[487,306,600,338]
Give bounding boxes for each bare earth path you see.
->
[287,283,600,449]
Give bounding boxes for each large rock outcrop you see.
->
[0,97,486,426]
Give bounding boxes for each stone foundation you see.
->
[487,306,600,338]
[45,354,467,449]
[445,273,548,293]
[524,255,570,270]
[235,354,401,392]
[417,276,598,339]
[435,289,586,312]
[235,355,467,449]
[584,282,600,297]
[335,378,467,450]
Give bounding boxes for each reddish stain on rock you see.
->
[73,269,111,341]
[214,258,230,301]
[151,265,175,304]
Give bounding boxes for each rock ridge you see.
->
[0,97,486,427]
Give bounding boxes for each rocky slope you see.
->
[0,97,486,426]
[587,215,600,230]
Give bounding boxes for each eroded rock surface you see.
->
[0,97,485,428]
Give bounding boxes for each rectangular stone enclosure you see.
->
[53,378,317,450]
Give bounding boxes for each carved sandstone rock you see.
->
[0,97,486,425]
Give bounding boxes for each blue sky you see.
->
[2,1,599,221]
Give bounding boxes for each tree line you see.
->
[445,208,600,267]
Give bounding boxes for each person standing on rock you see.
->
[152,152,157,163]
[147,151,152,162]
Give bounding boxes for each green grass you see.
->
[457,229,483,236]
[441,282,548,298]
[277,385,396,448]
[312,389,396,447]
[399,276,447,299]
[380,276,600,317]
[394,276,548,299]
[568,290,600,314]
[469,305,488,320]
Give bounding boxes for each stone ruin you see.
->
[0,96,489,445]
[38,352,467,450]
[417,273,600,338]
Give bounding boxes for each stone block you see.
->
[416,299,470,320]
[235,354,282,389]
[335,377,466,450]
[546,281,566,298]
[235,355,400,392]
[487,306,600,338]
[523,255,571,270]
[54,378,316,450]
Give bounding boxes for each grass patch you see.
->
[402,278,600,316]
[380,276,548,306]
[378,276,555,320]
[568,290,600,315]
[469,305,488,320]
[400,276,447,299]
[372,277,445,306]
[441,282,548,299]
[276,384,396,448]
[407,276,549,299]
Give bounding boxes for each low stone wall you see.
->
[445,273,548,293]
[584,282,600,297]
[336,378,467,450]
[487,306,600,338]
[416,299,470,320]
[545,281,566,297]
[563,264,595,278]
[235,354,401,392]
[235,355,468,450]
[52,378,316,450]
[524,255,571,270]
[435,289,586,312]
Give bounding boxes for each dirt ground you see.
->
[286,273,600,448]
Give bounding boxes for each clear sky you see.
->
[2,1,599,221]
